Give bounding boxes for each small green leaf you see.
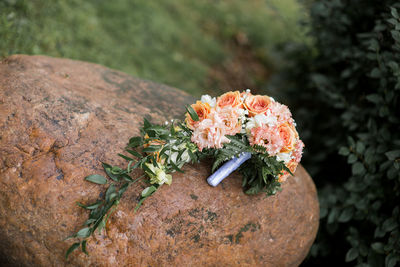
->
[126,149,142,158]
[338,147,350,156]
[142,163,156,176]
[338,207,353,222]
[76,227,91,238]
[118,153,134,161]
[142,145,162,153]
[105,184,116,202]
[128,136,142,147]
[371,242,384,254]
[386,253,398,267]
[170,161,184,173]
[345,248,359,262]
[81,240,88,255]
[352,162,365,175]
[97,219,106,234]
[385,150,400,160]
[141,186,156,197]
[77,201,102,210]
[186,105,199,121]
[119,182,130,197]
[85,175,107,185]
[143,118,152,129]
[65,242,80,259]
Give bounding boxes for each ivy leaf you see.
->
[85,175,107,185]
[65,242,80,259]
[345,248,358,262]
[385,150,400,160]
[185,105,199,121]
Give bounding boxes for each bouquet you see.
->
[65,89,304,258]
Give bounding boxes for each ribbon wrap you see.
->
[207,152,252,187]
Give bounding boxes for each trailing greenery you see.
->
[66,111,290,258]
[272,1,400,266]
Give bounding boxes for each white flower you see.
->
[200,94,216,108]
[276,152,292,164]
[245,113,276,131]
[165,143,191,167]
[145,162,172,185]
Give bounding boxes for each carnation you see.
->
[191,115,230,151]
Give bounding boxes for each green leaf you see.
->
[385,150,400,160]
[141,186,156,197]
[76,227,91,238]
[170,161,184,173]
[97,219,106,234]
[371,242,384,254]
[142,145,162,153]
[382,218,398,232]
[85,175,107,185]
[134,198,146,212]
[65,242,80,259]
[186,105,199,121]
[143,118,152,129]
[77,200,102,210]
[142,163,156,176]
[338,147,350,156]
[126,149,142,158]
[105,184,117,202]
[118,153,134,161]
[386,253,398,267]
[81,240,88,255]
[128,136,142,148]
[345,248,359,262]
[102,163,120,182]
[352,162,365,175]
[338,207,353,222]
[119,182,130,197]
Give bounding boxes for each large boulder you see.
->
[0,55,319,266]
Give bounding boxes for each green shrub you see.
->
[273,0,400,266]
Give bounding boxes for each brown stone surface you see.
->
[0,55,319,267]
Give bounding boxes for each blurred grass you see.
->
[0,0,309,96]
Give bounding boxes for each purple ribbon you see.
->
[207,152,252,187]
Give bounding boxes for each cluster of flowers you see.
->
[186,90,304,182]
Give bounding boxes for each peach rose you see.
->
[278,160,298,183]
[216,91,243,109]
[244,94,271,117]
[185,101,211,130]
[278,122,297,153]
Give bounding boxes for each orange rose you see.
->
[244,94,271,117]
[278,122,297,153]
[278,160,298,183]
[216,91,243,108]
[143,134,165,163]
[185,101,211,129]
